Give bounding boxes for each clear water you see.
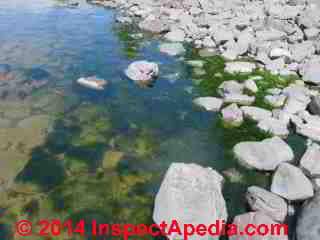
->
[0,0,305,239]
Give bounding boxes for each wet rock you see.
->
[246,186,288,222]
[241,106,272,122]
[218,80,244,97]
[125,61,159,83]
[308,96,320,116]
[244,79,258,94]
[153,163,227,240]
[221,103,244,127]
[257,118,290,138]
[159,42,186,56]
[230,212,288,240]
[300,143,320,178]
[224,62,256,74]
[271,163,314,201]
[193,97,223,112]
[296,192,320,240]
[224,94,255,106]
[77,76,108,90]
[233,137,294,171]
[164,29,186,42]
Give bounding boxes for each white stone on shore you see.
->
[224,94,255,105]
[193,97,223,112]
[241,106,272,122]
[224,62,256,74]
[221,103,243,127]
[300,143,320,178]
[258,118,290,138]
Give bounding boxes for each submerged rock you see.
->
[153,163,227,240]
[159,43,186,56]
[125,61,159,83]
[77,76,108,90]
[246,186,288,222]
[233,137,294,171]
[193,97,223,112]
[221,103,243,127]
[271,163,314,201]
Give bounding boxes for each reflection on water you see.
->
[0,0,304,239]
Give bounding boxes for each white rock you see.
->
[125,61,159,82]
[76,76,108,90]
[300,143,320,178]
[241,106,272,122]
[244,79,258,93]
[271,163,314,201]
[218,80,244,97]
[221,104,243,127]
[225,62,256,74]
[233,137,294,171]
[193,97,223,112]
[264,95,287,108]
[258,118,290,138]
[164,29,186,42]
[159,43,186,56]
[296,123,320,142]
[269,48,292,59]
[224,94,255,105]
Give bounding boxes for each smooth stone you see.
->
[221,103,244,127]
[198,48,217,57]
[230,212,288,240]
[296,192,320,240]
[159,42,186,56]
[241,106,272,122]
[271,163,314,201]
[153,163,227,240]
[300,143,320,177]
[264,95,287,108]
[224,62,256,74]
[269,48,292,59]
[233,137,294,171]
[125,61,159,82]
[246,186,288,222]
[186,60,205,68]
[193,97,223,112]
[257,118,290,138]
[218,80,244,97]
[296,123,320,142]
[244,79,258,93]
[164,29,186,42]
[224,94,255,105]
[301,57,320,85]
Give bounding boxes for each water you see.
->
[0,0,305,239]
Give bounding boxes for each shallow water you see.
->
[0,0,305,239]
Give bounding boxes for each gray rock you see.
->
[241,106,272,122]
[218,80,244,97]
[269,48,291,60]
[304,28,320,40]
[159,42,186,56]
[255,29,287,41]
[290,41,315,63]
[233,137,294,171]
[296,192,320,240]
[300,143,320,178]
[271,163,314,201]
[139,18,169,33]
[230,212,288,240]
[225,62,256,74]
[221,103,244,127]
[258,118,290,138]
[164,29,186,42]
[308,96,320,116]
[224,94,255,105]
[246,186,288,222]
[193,97,223,112]
[125,61,159,83]
[153,163,227,240]
[300,57,320,85]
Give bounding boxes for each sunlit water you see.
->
[0,0,305,239]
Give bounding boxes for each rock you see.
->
[308,96,320,116]
[224,62,256,74]
[198,48,217,57]
[224,94,255,105]
[218,80,244,97]
[77,76,108,90]
[290,41,315,62]
[283,97,310,114]
[257,118,290,138]
[164,29,186,42]
[246,186,288,222]
[304,27,320,40]
[230,212,288,240]
[296,192,320,240]
[255,29,287,41]
[202,36,216,48]
[244,79,258,93]
[186,60,205,68]
[300,57,320,85]
[221,104,244,127]
[125,61,159,83]
[295,123,320,142]
[300,143,320,178]
[193,97,223,112]
[233,137,294,171]
[269,48,291,60]
[139,18,169,34]
[212,28,234,45]
[153,163,227,240]
[264,95,287,108]
[271,163,314,201]
[241,106,272,122]
[116,16,133,24]
[159,42,186,56]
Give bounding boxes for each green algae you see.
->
[115,25,141,59]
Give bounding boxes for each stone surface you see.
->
[224,94,255,105]
[221,103,243,127]
[308,96,320,116]
[153,163,227,240]
[164,29,186,42]
[218,80,244,97]
[300,57,320,85]
[257,118,290,138]
[296,192,320,240]
[244,79,258,93]
[193,97,223,112]
[233,137,294,171]
[241,106,272,122]
[300,143,320,178]
[159,42,186,56]
[264,95,287,108]
[224,62,256,74]
[246,186,288,222]
[271,163,314,201]
[125,61,159,83]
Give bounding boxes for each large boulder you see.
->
[296,192,320,240]
[271,163,314,201]
[153,163,227,240]
[233,137,294,171]
[230,212,288,240]
[125,61,159,83]
[246,186,288,222]
[300,143,320,178]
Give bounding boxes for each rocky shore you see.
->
[85,0,320,239]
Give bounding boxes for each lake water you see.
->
[0,0,305,239]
